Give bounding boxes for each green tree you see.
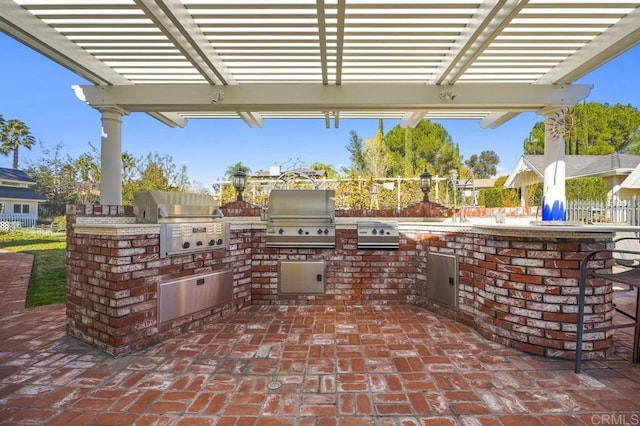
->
[364,119,388,178]
[403,127,415,177]
[73,153,100,204]
[225,161,251,178]
[122,152,189,203]
[385,119,458,177]
[523,103,640,155]
[176,163,190,191]
[345,130,366,175]
[465,150,500,178]
[523,122,545,155]
[0,118,36,169]
[25,144,78,205]
[310,162,339,179]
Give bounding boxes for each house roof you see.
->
[2,1,638,129]
[473,178,497,189]
[504,153,640,188]
[0,186,46,201]
[0,167,35,184]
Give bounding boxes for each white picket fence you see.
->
[567,197,640,225]
[0,213,38,231]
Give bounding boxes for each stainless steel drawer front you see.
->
[158,270,233,323]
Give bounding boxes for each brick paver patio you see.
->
[0,251,639,425]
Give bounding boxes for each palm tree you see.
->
[225,161,251,178]
[0,118,36,169]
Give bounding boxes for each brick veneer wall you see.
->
[251,228,417,305]
[66,201,615,360]
[415,231,615,360]
[66,204,252,356]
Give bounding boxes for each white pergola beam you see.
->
[537,7,640,84]
[238,111,264,128]
[134,0,262,126]
[434,0,526,85]
[74,83,593,115]
[480,111,520,129]
[484,6,640,129]
[0,0,128,85]
[316,0,329,85]
[400,112,425,128]
[0,0,187,128]
[134,0,233,85]
[334,0,346,85]
[148,112,187,128]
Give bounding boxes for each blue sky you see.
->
[1,32,639,189]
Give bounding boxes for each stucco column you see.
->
[99,107,127,205]
[542,107,568,221]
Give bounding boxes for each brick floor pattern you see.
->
[1,302,639,426]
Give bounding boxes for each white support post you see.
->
[99,107,127,205]
[541,107,568,221]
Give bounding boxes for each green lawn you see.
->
[0,229,67,307]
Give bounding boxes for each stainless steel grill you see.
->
[357,221,399,249]
[133,190,229,258]
[266,189,336,248]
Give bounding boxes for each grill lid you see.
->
[133,190,223,223]
[267,189,335,223]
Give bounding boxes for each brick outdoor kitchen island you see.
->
[66,202,627,361]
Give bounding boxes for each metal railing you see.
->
[567,197,640,225]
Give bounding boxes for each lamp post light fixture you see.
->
[419,171,432,202]
[232,171,247,202]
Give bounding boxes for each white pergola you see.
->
[2,0,640,215]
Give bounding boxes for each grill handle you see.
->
[268,214,334,222]
[158,207,224,219]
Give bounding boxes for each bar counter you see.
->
[67,203,636,360]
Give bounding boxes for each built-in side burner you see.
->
[357,221,399,249]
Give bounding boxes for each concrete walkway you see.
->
[0,251,638,425]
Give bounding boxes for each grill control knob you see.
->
[372,229,377,235]
[380,229,386,235]
[182,242,190,249]
[298,228,304,235]
[317,229,323,235]
[278,228,284,235]
[208,239,215,246]
[324,228,329,235]
[196,241,203,246]
[216,238,223,245]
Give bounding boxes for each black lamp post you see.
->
[419,171,432,202]
[232,171,247,201]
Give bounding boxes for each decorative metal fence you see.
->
[567,197,640,225]
[0,213,38,230]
